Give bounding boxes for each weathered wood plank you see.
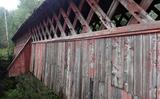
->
[157,34,160,99]
[133,35,143,96]
[104,38,112,99]
[111,37,124,88]
[81,40,90,99]
[148,34,157,99]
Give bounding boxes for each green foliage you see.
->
[0,73,59,99]
[0,8,8,47]
[3,89,23,99]
[0,0,44,48]
[0,46,14,69]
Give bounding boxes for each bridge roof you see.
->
[12,0,70,41]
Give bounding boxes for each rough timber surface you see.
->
[31,23,160,98]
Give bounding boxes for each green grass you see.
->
[0,73,59,99]
[0,47,13,69]
[0,47,59,99]
[0,48,8,60]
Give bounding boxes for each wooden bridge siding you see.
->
[31,32,159,99]
[9,40,31,77]
[14,33,31,56]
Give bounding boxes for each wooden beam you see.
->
[70,1,91,33]
[47,18,58,38]
[34,27,41,41]
[43,21,52,39]
[35,28,41,41]
[55,11,64,33]
[73,0,85,28]
[40,23,47,40]
[86,0,115,28]
[33,28,39,41]
[86,0,100,23]
[107,0,119,18]
[32,35,35,42]
[36,26,43,40]
[54,15,66,37]
[60,8,76,35]
[118,0,154,23]
[31,30,35,41]
[128,0,154,24]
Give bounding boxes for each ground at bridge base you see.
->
[0,73,59,99]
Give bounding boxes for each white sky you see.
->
[0,0,20,11]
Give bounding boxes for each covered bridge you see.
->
[7,0,160,98]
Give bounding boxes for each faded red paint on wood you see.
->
[30,26,160,99]
[8,39,31,77]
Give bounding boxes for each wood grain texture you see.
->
[30,33,160,99]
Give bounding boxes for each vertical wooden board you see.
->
[111,87,122,99]
[60,42,66,97]
[57,42,60,92]
[66,41,75,99]
[40,43,45,81]
[72,41,82,99]
[104,38,112,99]
[123,36,134,94]
[34,44,38,77]
[121,90,132,99]
[47,43,52,88]
[98,39,106,99]
[37,44,41,78]
[93,39,106,99]
[41,43,46,82]
[38,43,43,80]
[36,44,40,78]
[87,39,96,99]
[30,43,35,73]
[133,35,143,96]
[81,40,90,99]
[148,34,157,99]
[33,44,36,76]
[54,42,59,93]
[44,43,49,86]
[142,35,150,99]
[71,42,75,99]
[48,43,53,88]
[36,44,40,79]
[50,43,55,89]
[157,34,160,99]
[58,42,63,93]
[63,42,68,98]
[111,37,124,88]
[94,39,100,99]
[52,42,57,92]
[37,44,40,79]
